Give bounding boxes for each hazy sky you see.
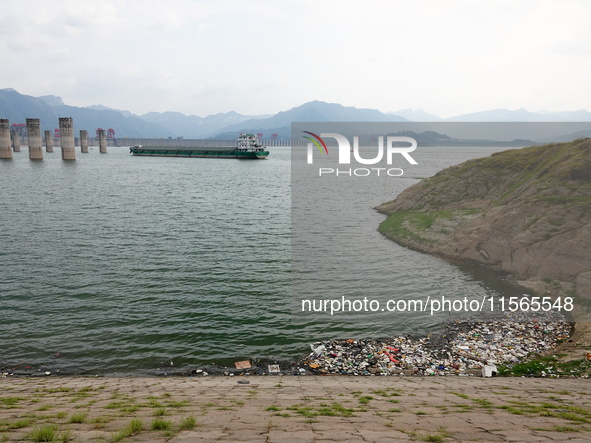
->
[1,0,590,117]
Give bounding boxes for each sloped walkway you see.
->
[1,376,590,442]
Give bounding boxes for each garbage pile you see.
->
[302,312,572,376]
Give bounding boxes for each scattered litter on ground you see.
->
[301,312,572,376]
[234,360,252,370]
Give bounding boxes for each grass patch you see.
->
[287,402,357,418]
[419,434,444,442]
[165,400,189,408]
[57,430,71,442]
[128,418,143,433]
[370,389,402,398]
[68,412,87,424]
[400,427,450,442]
[0,397,25,407]
[29,425,57,442]
[471,398,494,408]
[71,387,94,399]
[538,389,572,395]
[552,411,589,423]
[265,405,281,411]
[416,427,451,443]
[121,404,138,413]
[0,417,35,431]
[178,416,196,430]
[111,418,143,442]
[104,400,140,413]
[496,400,591,422]
[146,399,163,408]
[378,211,436,245]
[497,355,591,377]
[90,416,112,429]
[317,403,356,417]
[504,406,526,415]
[42,388,72,394]
[378,209,476,246]
[451,404,473,411]
[104,401,126,410]
[358,395,373,405]
[533,425,582,432]
[151,418,172,431]
[552,425,583,432]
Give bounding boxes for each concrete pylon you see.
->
[0,119,12,159]
[45,130,54,152]
[27,118,43,160]
[98,129,107,153]
[11,130,21,152]
[59,117,76,160]
[80,130,89,153]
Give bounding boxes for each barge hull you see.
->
[130,148,269,159]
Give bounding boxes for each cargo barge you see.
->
[129,133,269,159]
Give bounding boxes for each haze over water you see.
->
[1,146,518,375]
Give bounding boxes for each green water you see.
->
[0,145,516,375]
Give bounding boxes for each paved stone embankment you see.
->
[1,376,590,442]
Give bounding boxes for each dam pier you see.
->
[27,118,43,160]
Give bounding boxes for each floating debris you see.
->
[234,360,252,370]
[301,312,572,376]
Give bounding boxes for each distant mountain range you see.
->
[1,88,591,140]
[139,110,270,139]
[389,107,591,123]
[0,89,171,138]
[212,101,408,140]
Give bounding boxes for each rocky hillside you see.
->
[377,139,591,321]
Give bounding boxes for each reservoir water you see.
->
[1,145,517,375]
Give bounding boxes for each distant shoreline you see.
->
[376,139,591,361]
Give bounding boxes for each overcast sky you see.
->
[1,0,590,117]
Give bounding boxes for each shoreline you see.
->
[3,314,588,380]
[374,139,591,364]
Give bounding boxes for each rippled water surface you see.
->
[0,145,516,374]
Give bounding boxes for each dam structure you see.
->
[59,117,76,161]
[98,129,107,154]
[11,130,20,152]
[45,130,54,152]
[27,118,43,160]
[0,119,12,159]
[80,130,89,153]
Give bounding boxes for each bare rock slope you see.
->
[377,139,591,321]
